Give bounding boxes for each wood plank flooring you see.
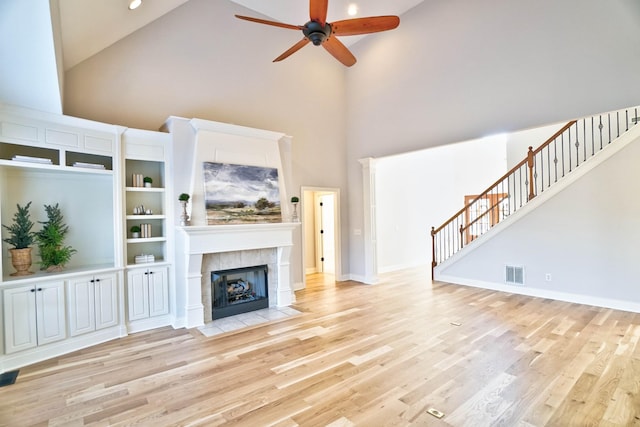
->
[2,267,640,426]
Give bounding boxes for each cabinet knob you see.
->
[90,279,95,283]
[37,288,43,292]
[96,278,100,282]
[30,288,36,293]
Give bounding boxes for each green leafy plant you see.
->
[2,202,35,249]
[130,225,141,233]
[143,176,152,184]
[178,193,190,202]
[36,203,76,272]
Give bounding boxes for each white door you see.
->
[128,269,150,321]
[36,281,66,346]
[94,273,118,330]
[68,277,96,337]
[319,194,335,274]
[148,267,169,318]
[3,286,38,354]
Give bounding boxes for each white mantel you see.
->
[175,223,298,328]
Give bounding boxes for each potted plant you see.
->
[178,193,190,226]
[36,203,76,272]
[2,202,36,276]
[130,225,141,238]
[143,176,152,188]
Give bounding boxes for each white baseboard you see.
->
[436,274,640,313]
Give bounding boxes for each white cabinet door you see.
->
[68,273,118,336]
[67,277,96,337]
[36,281,67,345]
[148,267,169,318]
[94,273,118,330]
[3,281,66,354]
[3,286,38,354]
[127,269,149,321]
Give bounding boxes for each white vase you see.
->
[179,200,189,226]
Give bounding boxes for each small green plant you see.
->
[179,193,190,202]
[130,225,141,233]
[2,202,35,249]
[143,176,152,184]
[36,203,76,272]
[290,196,299,203]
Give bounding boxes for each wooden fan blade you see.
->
[235,15,302,31]
[323,37,356,67]
[331,16,400,36]
[310,0,328,26]
[274,38,310,62]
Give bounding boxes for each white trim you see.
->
[436,274,640,313]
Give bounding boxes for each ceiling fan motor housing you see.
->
[303,21,332,45]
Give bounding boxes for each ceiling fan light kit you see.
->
[235,0,399,67]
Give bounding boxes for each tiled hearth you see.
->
[198,306,301,337]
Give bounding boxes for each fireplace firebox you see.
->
[211,265,269,319]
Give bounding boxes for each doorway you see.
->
[301,187,341,287]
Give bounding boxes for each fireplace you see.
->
[166,115,298,328]
[211,265,269,319]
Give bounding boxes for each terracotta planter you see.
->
[9,247,34,276]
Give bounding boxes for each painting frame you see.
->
[202,161,282,225]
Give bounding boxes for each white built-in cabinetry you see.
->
[127,266,169,321]
[0,105,126,373]
[121,129,173,332]
[67,272,119,337]
[2,280,66,354]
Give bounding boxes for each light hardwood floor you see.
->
[1,268,640,426]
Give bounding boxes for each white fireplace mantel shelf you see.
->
[178,222,298,254]
[175,222,300,328]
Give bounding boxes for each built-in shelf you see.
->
[125,187,165,193]
[126,215,166,220]
[127,237,167,244]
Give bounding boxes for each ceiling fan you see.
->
[235,0,400,67]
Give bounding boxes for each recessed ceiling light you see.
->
[128,0,142,10]
[347,3,358,16]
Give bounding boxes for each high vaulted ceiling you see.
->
[57,0,424,71]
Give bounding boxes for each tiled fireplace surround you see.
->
[176,222,298,329]
[201,248,277,324]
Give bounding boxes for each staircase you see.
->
[431,106,640,278]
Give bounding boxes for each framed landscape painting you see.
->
[202,162,281,224]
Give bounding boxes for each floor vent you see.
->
[505,265,525,285]
[0,370,19,387]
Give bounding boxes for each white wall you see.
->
[375,135,507,273]
[346,0,640,278]
[0,0,62,113]
[10,0,640,286]
[438,129,640,310]
[62,0,349,286]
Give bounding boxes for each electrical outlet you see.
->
[427,408,445,419]
[545,273,552,282]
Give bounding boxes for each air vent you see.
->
[505,265,525,285]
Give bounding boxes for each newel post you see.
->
[431,226,436,280]
[527,146,536,200]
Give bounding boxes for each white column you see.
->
[358,158,379,284]
[185,253,205,328]
[276,245,296,305]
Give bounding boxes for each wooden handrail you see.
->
[432,120,576,235]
